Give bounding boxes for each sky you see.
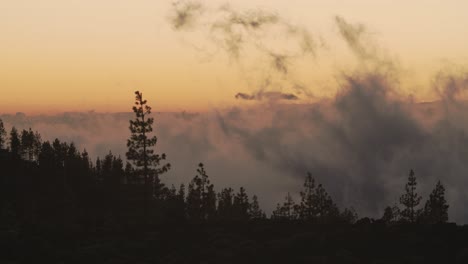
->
[1,0,468,114]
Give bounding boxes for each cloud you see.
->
[335,16,372,60]
[169,1,204,30]
[169,1,319,99]
[168,6,468,223]
[4,66,468,223]
[235,91,298,101]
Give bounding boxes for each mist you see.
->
[3,68,468,222]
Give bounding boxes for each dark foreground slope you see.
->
[2,221,468,264]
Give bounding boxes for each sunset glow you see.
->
[1,0,467,114]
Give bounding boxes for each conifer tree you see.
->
[124,162,134,184]
[186,163,215,221]
[340,207,358,224]
[9,127,21,156]
[233,187,250,220]
[186,174,202,221]
[112,155,125,186]
[399,169,422,223]
[199,163,217,220]
[217,187,234,219]
[95,157,102,182]
[177,183,186,215]
[313,183,339,221]
[272,193,297,220]
[19,128,42,161]
[177,184,186,203]
[422,181,449,224]
[126,91,170,213]
[381,204,400,223]
[0,119,6,150]
[298,172,316,220]
[249,195,265,219]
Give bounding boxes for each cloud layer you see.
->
[3,67,468,222]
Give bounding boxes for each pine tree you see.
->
[298,172,316,220]
[271,193,297,220]
[381,204,400,223]
[95,157,102,182]
[126,91,170,214]
[199,163,217,220]
[422,181,449,224]
[217,187,234,220]
[186,174,202,221]
[9,127,21,157]
[102,151,114,186]
[0,119,6,150]
[313,183,339,220]
[186,163,216,221]
[249,195,265,219]
[399,169,422,223]
[340,207,358,224]
[233,187,250,220]
[124,162,135,184]
[19,129,41,161]
[112,155,125,186]
[177,184,186,203]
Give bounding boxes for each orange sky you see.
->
[1,0,467,114]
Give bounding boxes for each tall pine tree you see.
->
[422,181,449,224]
[0,119,6,150]
[126,91,170,215]
[9,127,21,157]
[297,172,316,220]
[249,195,265,219]
[399,169,422,223]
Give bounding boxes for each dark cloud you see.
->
[335,16,372,60]
[433,69,468,105]
[269,52,289,75]
[235,91,298,101]
[216,69,468,222]
[169,1,204,30]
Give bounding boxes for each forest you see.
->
[1,91,468,264]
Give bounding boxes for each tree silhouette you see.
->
[124,162,135,184]
[186,163,216,221]
[381,204,400,223]
[20,128,41,161]
[272,193,297,220]
[233,187,250,220]
[9,127,21,157]
[422,181,449,224]
[297,172,316,220]
[249,195,265,219]
[0,119,6,150]
[399,169,422,223]
[340,207,358,224]
[217,187,234,220]
[126,91,170,216]
[295,173,340,222]
[199,164,217,220]
[312,183,339,221]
